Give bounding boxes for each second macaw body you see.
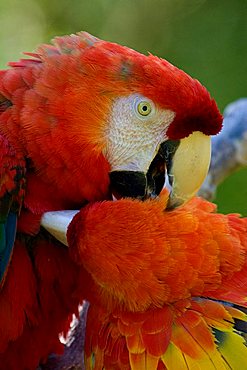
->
[63,194,247,370]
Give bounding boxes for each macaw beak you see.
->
[165,131,211,209]
[41,210,78,246]
[110,131,211,209]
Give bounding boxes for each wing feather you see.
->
[0,134,25,287]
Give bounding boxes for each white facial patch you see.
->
[103,94,175,173]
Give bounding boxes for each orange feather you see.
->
[67,193,247,369]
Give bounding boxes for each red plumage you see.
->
[0,32,222,369]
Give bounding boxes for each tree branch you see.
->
[199,98,247,200]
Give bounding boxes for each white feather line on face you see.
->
[103,94,175,172]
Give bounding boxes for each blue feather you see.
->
[0,212,17,283]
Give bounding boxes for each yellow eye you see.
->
[137,101,152,116]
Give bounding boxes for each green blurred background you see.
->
[0,0,246,214]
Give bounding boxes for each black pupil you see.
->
[142,105,148,111]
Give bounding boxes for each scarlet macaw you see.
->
[0,32,223,369]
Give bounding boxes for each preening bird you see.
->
[0,32,225,369]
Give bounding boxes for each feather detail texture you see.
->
[67,194,247,370]
[0,134,25,287]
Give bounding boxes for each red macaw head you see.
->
[7,32,222,207]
